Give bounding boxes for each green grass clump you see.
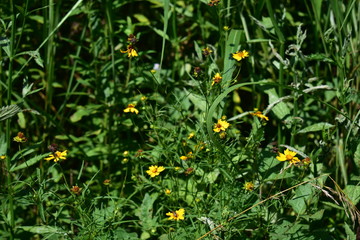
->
[0,0,359,239]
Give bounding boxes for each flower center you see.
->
[286,155,293,160]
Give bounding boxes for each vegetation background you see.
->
[0,0,359,239]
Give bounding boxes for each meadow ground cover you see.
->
[0,0,359,239]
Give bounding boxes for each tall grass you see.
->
[0,0,359,239]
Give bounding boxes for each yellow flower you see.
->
[213,119,230,132]
[219,132,227,139]
[0,155,6,160]
[174,167,181,171]
[124,104,139,114]
[180,152,193,161]
[166,208,185,221]
[70,185,82,195]
[211,73,222,86]
[120,45,138,57]
[243,182,254,191]
[188,132,195,139]
[223,26,230,31]
[165,189,171,195]
[123,151,129,156]
[232,50,249,61]
[276,149,300,164]
[13,132,27,143]
[146,165,165,177]
[44,150,67,162]
[141,96,147,101]
[202,47,212,56]
[250,111,269,121]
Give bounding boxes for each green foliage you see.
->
[0,0,359,239]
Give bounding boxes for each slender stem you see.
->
[6,2,16,239]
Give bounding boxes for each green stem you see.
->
[6,2,16,239]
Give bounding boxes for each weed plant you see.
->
[0,0,359,239]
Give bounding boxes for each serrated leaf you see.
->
[10,153,49,172]
[297,122,334,134]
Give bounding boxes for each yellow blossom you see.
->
[141,96,147,101]
[180,152,193,161]
[202,47,212,56]
[276,149,300,165]
[188,132,195,139]
[250,111,269,121]
[13,132,27,143]
[124,104,139,114]
[166,208,185,221]
[232,50,249,61]
[174,167,181,171]
[44,150,67,162]
[213,119,230,132]
[223,26,230,31]
[146,165,165,177]
[165,189,171,195]
[243,182,254,191]
[120,45,138,57]
[211,73,222,86]
[0,155,6,160]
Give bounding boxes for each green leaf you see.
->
[306,53,334,63]
[223,29,243,85]
[344,185,360,206]
[18,225,64,234]
[297,122,334,134]
[264,88,291,123]
[10,153,49,172]
[185,90,206,111]
[354,142,360,169]
[135,193,159,231]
